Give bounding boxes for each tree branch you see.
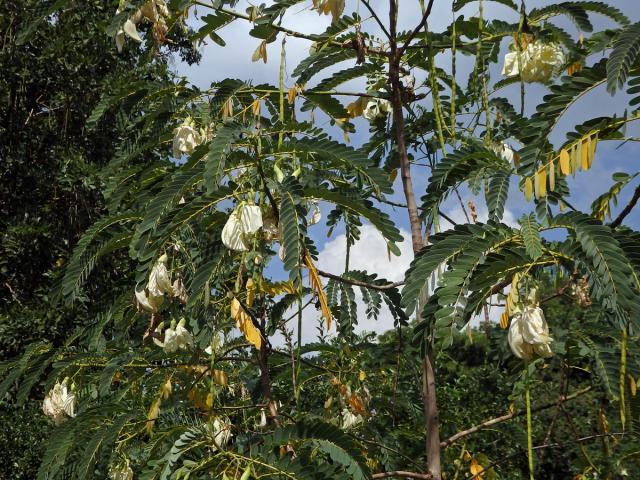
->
[441,387,592,448]
[610,183,640,229]
[317,269,403,291]
[372,472,432,479]
[361,0,391,39]
[398,0,436,56]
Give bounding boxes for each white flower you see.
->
[257,408,267,427]
[491,142,515,163]
[508,306,553,360]
[109,462,134,480]
[502,41,565,83]
[43,379,76,424]
[308,200,321,225]
[154,319,192,353]
[135,287,163,313]
[221,204,263,251]
[207,418,233,450]
[148,254,173,297]
[341,408,363,429]
[172,119,203,158]
[362,94,392,121]
[115,1,169,52]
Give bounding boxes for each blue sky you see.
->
[173,1,640,339]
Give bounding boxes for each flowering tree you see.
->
[3,0,640,479]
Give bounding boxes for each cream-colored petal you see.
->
[115,30,125,53]
[501,51,519,77]
[123,19,143,42]
[240,205,263,234]
[222,214,249,251]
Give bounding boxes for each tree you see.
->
[2,0,640,479]
[0,0,197,477]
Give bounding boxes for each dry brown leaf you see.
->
[304,251,333,330]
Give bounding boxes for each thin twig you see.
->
[398,0,436,56]
[361,0,391,39]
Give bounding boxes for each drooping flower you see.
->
[115,0,170,52]
[221,204,263,251]
[43,379,76,424]
[257,408,268,428]
[308,200,322,225]
[508,306,553,360]
[148,254,173,297]
[207,417,233,450]
[341,408,363,429]
[501,41,565,83]
[135,286,164,313]
[154,318,193,353]
[172,118,203,158]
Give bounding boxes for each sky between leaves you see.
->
[171,0,640,341]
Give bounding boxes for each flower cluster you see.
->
[115,0,170,52]
[42,378,76,424]
[502,41,565,83]
[172,117,204,158]
[153,318,193,353]
[221,204,263,251]
[508,305,553,361]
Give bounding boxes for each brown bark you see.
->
[388,1,441,477]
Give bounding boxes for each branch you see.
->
[317,269,404,291]
[372,472,432,479]
[361,0,391,39]
[441,387,591,448]
[398,0,436,56]
[610,183,640,229]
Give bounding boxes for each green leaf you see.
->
[279,179,305,280]
[519,214,543,259]
[205,121,245,193]
[607,22,640,94]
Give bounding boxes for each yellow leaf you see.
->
[500,311,509,329]
[259,279,297,295]
[251,40,268,63]
[206,392,214,408]
[389,168,398,183]
[470,458,484,479]
[213,369,228,386]
[246,278,256,307]
[537,167,547,197]
[324,396,333,409]
[589,133,598,169]
[567,60,582,76]
[508,403,515,415]
[524,177,533,201]
[251,98,261,117]
[222,98,233,121]
[146,397,161,434]
[629,374,637,397]
[231,296,263,349]
[238,310,263,349]
[359,370,366,381]
[559,149,570,175]
[549,161,555,191]
[304,251,333,330]
[581,137,589,171]
[161,378,172,400]
[571,144,579,175]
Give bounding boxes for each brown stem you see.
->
[317,269,403,291]
[257,316,280,427]
[610,183,640,229]
[389,1,440,476]
[372,472,432,479]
